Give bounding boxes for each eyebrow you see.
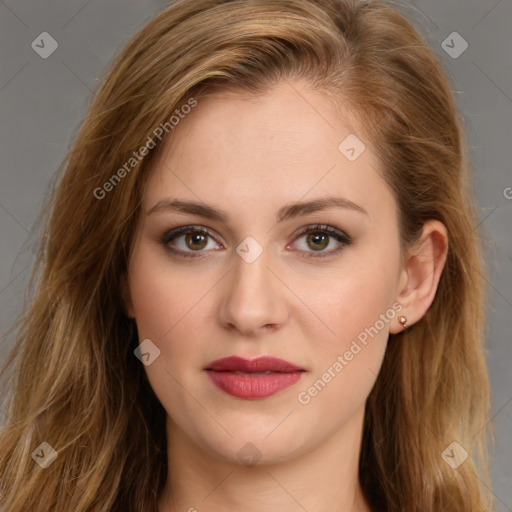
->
[146,196,368,223]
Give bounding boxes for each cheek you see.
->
[295,305,391,431]
[127,251,193,393]
[309,249,397,349]
[128,242,206,342]
[314,290,390,377]
[127,246,212,417]
[296,248,398,408]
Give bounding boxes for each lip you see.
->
[204,356,306,399]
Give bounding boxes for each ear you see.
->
[389,220,448,334]
[120,273,135,318]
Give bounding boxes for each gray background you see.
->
[0,0,511,509]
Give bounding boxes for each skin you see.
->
[122,80,448,512]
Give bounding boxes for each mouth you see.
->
[204,356,306,399]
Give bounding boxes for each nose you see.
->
[218,244,288,336]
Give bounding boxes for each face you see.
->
[124,81,405,465]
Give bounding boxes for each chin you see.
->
[194,422,311,467]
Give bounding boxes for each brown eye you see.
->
[161,223,352,260]
[184,232,208,251]
[291,224,353,259]
[161,225,219,258]
[305,232,329,251]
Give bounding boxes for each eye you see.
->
[290,224,352,259]
[161,225,221,259]
[160,223,352,259]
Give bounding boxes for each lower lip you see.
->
[205,370,304,399]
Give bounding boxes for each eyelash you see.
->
[160,224,353,260]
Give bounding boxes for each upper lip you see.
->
[205,356,305,373]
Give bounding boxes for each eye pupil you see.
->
[186,233,207,250]
[307,233,328,251]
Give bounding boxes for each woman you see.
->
[0,0,493,510]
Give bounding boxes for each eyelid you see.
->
[160,223,352,259]
[292,224,351,242]
[289,224,352,259]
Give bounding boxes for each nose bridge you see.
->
[219,238,285,333]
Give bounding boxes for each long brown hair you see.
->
[0,0,493,510]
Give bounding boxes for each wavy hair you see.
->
[0,0,492,510]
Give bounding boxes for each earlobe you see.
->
[390,220,449,334]
[120,274,136,319]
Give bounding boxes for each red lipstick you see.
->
[204,356,305,399]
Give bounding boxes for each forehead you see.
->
[143,81,395,227]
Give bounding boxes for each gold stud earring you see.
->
[398,315,408,329]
